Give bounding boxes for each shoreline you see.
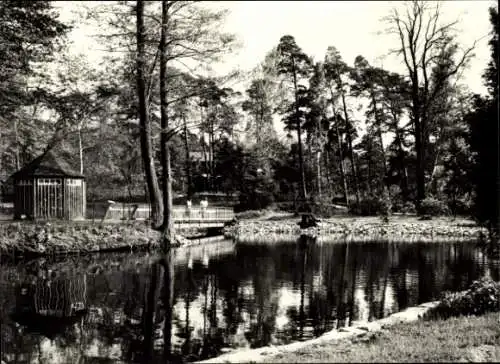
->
[226,215,487,243]
[196,301,442,363]
[0,221,224,259]
[0,237,234,270]
[0,216,487,258]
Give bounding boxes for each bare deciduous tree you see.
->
[385,0,476,211]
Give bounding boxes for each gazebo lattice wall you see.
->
[12,150,86,220]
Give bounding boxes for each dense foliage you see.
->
[467,7,499,240]
[0,1,497,238]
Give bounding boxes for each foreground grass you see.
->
[266,313,500,363]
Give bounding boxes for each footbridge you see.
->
[99,203,235,227]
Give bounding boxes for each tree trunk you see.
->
[394,118,410,200]
[202,134,209,190]
[14,119,20,170]
[340,89,360,205]
[257,101,264,144]
[0,130,2,180]
[324,147,331,188]
[210,118,215,191]
[428,126,447,195]
[291,58,307,202]
[329,87,349,207]
[367,157,372,195]
[336,126,349,207]
[183,115,193,200]
[161,147,174,249]
[316,150,321,197]
[414,107,426,210]
[408,54,425,211]
[371,93,389,188]
[428,148,441,195]
[136,0,163,227]
[78,125,84,174]
[160,0,175,248]
[306,131,312,167]
[126,170,134,203]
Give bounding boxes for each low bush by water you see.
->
[420,196,451,217]
[426,277,500,320]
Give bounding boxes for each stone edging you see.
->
[224,219,486,243]
[195,301,440,364]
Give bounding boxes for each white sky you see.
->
[213,0,494,95]
[55,1,495,143]
[57,0,494,95]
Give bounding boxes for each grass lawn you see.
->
[266,313,500,363]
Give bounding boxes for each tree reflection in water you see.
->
[245,248,279,348]
[0,240,498,363]
[336,242,349,329]
[178,262,195,359]
[140,251,176,363]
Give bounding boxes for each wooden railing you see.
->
[97,203,235,222]
[172,207,235,221]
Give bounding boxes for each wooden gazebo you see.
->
[12,150,86,220]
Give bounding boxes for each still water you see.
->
[0,238,498,363]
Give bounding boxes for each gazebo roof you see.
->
[12,150,84,179]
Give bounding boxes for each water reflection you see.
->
[0,239,498,363]
[12,259,87,332]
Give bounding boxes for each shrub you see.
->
[447,197,474,216]
[390,186,416,214]
[392,200,417,214]
[349,195,390,216]
[426,277,500,320]
[380,190,392,217]
[310,202,340,218]
[419,196,450,216]
[235,190,274,212]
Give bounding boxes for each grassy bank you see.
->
[0,221,218,258]
[0,221,162,257]
[266,312,500,363]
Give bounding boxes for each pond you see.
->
[0,238,498,363]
